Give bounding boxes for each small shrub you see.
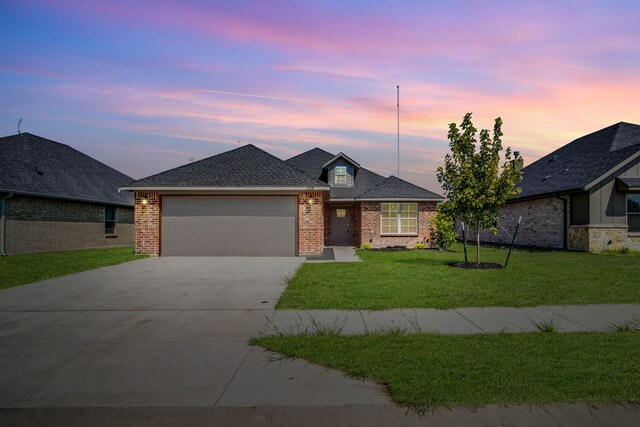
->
[605,247,633,255]
[430,212,457,251]
[414,243,427,249]
[360,242,372,250]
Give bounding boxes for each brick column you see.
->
[134,191,159,255]
[298,191,324,256]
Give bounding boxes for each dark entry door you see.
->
[332,208,350,245]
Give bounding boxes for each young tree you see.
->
[436,113,523,265]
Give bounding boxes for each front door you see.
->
[332,208,350,245]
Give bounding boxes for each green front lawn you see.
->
[252,332,640,407]
[279,244,640,309]
[0,246,145,290]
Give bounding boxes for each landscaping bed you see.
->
[252,331,640,408]
[278,244,640,309]
[0,246,145,290]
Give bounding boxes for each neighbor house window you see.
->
[381,203,417,234]
[105,206,116,234]
[335,166,347,184]
[628,194,640,232]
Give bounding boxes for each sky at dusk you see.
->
[1,0,640,192]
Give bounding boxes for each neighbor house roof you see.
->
[285,148,444,201]
[0,133,134,206]
[122,144,329,190]
[515,122,640,200]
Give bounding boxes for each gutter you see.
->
[555,194,568,250]
[1,192,14,256]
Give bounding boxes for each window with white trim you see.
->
[628,194,640,232]
[335,166,347,184]
[381,203,417,234]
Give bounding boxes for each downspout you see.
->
[555,194,568,250]
[1,192,14,256]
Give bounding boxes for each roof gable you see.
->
[286,148,443,200]
[0,133,134,206]
[125,144,328,189]
[322,152,360,169]
[517,122,640,199]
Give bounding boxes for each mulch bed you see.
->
[453,262,504,269]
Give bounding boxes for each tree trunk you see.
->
[476,219,481,265]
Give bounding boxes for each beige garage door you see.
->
[161,196,297,256]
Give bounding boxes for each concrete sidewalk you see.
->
[2,402,640,426]
[267,304,640,335]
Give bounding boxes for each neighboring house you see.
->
[122,144,443,256]
[478,122,640,252]
[0,133,134,255]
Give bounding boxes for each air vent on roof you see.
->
[542,175,552,181]
[548,155,557,163]
[35,166,44,176]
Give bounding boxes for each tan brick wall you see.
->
[134,191,160,255]
[360,201,436,248]
[298,192,324,256]
[472,197,566,249]
[6,221,133,254]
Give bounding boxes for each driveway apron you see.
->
[0,257,390,408]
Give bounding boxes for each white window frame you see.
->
[380,203,418,235]
[335,166,347,184]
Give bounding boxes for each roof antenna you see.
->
[396,85,400,178]
[17,118,22,135]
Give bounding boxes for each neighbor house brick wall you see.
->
[298,191,324,256]
[468,197,566,249]
[3,195,133,254]
[360,201,437,248]
[134,191,160,255]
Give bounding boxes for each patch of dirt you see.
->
[453,262,504,269]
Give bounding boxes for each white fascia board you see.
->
[120,186,331,192]
[330,198,443,202]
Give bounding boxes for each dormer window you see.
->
[335,166,347,184]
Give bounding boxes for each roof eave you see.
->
[0,189,133,207]
[120,185,332,192]
[330,197,443,202]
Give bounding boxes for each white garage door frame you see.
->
[160,195,298,256]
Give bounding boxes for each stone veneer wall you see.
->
[298,191,324,256]
[470,197,566,249]
[360,201,437,248]
[4,194,133,254]
[569,226,640,252]
[134,191,160,255]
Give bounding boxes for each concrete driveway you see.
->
[0,257,389,408]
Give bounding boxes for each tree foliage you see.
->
[436,113,523,264]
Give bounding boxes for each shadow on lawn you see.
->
[393,258,460,267]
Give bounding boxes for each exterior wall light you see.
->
[308,198,314,205]
[141,197,149,206]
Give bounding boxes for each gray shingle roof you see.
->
[0,133,133,206]
[358,176,444,200]
[516,122,640,199]
[286,148,443,200]
[125,144,328,189]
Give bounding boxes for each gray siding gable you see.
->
[326,158,355,187]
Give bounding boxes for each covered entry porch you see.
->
[323,202,361,247]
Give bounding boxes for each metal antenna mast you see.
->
[396,85,400,177]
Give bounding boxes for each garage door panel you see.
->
[161,196,297,256]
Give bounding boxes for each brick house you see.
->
[122,145,443,256]
[478,122,640,252]
[0,133,134,255]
